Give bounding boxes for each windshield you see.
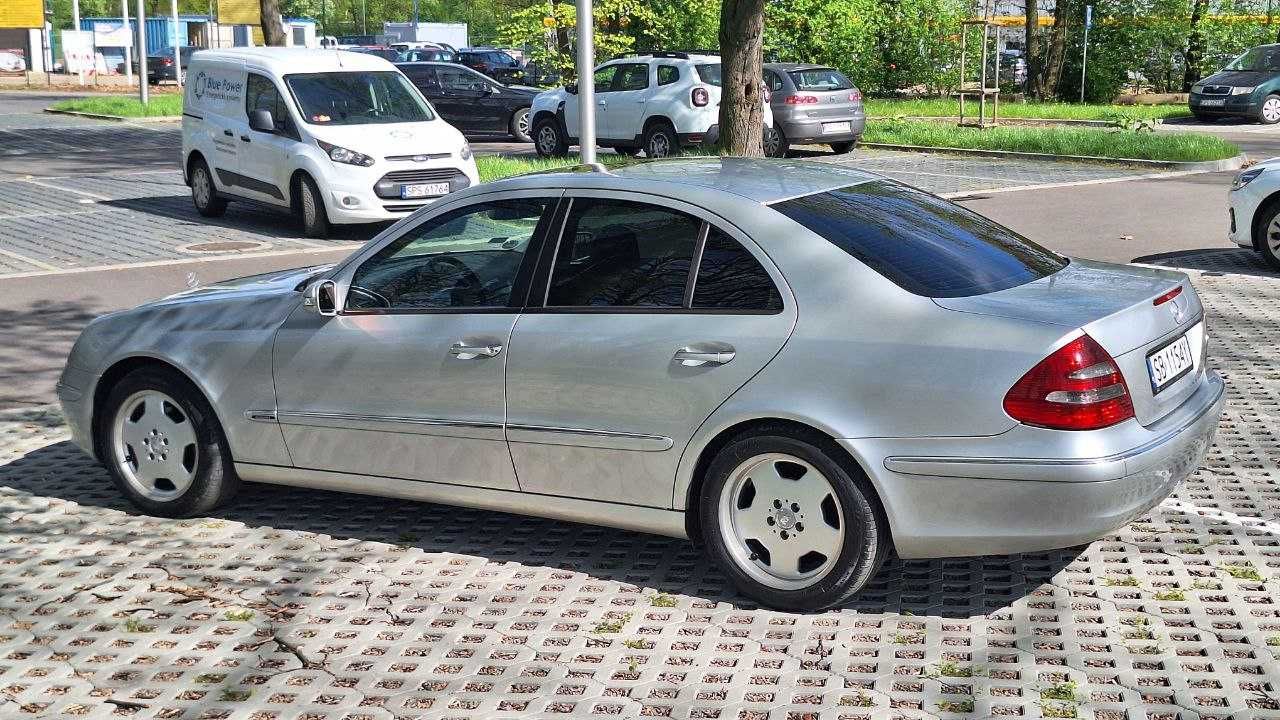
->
[695,63,722,86]
[285,71,435,125]
[788,68,853,91]
[1225,45,1280,72]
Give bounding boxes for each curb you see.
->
[43,108,178,123]
[858,142,1246,171]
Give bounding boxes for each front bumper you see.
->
[1190,93,1259,116]
[57,363,97,460]
[844,370,1225,559]
[322,161,479,224]
[779,114,866,144]
[1228,176,1271,248]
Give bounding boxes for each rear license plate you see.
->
[401,182,451,199]
[1199,98,1225,107]
[822,121,851,134]
[1146,332,1194,393]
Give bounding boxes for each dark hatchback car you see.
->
[457,49,524,84]
[1190,44,1280,123]
[398,61,537,142]
[118,45,197,84]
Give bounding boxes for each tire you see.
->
[533,117,569,158]
[699,426,886,611]
[189,158,228,218]
[510,107,533,143]
[296,173,330,239]
[1259,94,1280,124]
[1252,201,1280,270]
[830,140,856,154]
[615,146,642,157]
[97,367,240,518]
[764,125,789,158]
[643,122,679,159]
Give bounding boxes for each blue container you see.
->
[80,15,209,56]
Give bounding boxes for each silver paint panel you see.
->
[505,424,674,451]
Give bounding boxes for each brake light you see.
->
[785,94,818,104]
[849,89,862,102]
[691,87,709,107]
[162,57,173,66]
[763,85,772,103]
[1003,334,1134,431]
[1152,285,1182,306]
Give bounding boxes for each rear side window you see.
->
[788,68,853,91]
[693,228,782,311]
[657,65,680,85]
[695,63,722,86]
[772,181,1066,298]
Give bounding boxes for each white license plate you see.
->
[401,182,451,199]
[821,121,851,134]
[1199,98,1225,107]
[1146,332,1194,393]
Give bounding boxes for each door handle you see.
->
[222,129,234,136]
[674,346,736,367]
[240,135,251,142]
[450,342,503,359]
[597,99,607,106]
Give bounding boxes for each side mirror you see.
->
[565,83,578,95]
[305,279,339,316]
[249,108,275,133]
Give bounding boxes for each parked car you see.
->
[763,63,864,156]
[1226,160,1280,268]
[530,52,774,158]
[457,48,524,84]
[400,47,455,63]
[398,61,536,142]
[1190,43,1280,123]
[181,48,477,237]
[117,46,199,84]
[57,158,1224,611]
[348,46,402,63]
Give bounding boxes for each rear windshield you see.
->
[695,64,722,86]
[788,68,853,91]
[772,181,1067,297]
[285,71,435,125]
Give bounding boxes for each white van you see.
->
[182,47,479,237]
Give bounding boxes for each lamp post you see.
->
[575,0,596,164]
[137,0,148,105]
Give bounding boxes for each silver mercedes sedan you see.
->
[58,158,1224,610]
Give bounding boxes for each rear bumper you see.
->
[779,114,866,144]
[844,370,1225,559]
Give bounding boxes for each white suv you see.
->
[530,52,774,158]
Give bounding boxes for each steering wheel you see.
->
[423,255,483,297]
[346,286,391,309]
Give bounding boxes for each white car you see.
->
[530,52,774,158]
[1227,159,1280,269]
[0,51,25,72]
[181,47,478,237]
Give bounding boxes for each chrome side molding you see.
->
[506,424,674,452]
[244,410,278,423]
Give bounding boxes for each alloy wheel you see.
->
[537,125,558,155]
[648,132,672,158]
[111,390,199,501]
[764,128,780,157]
[1267,215,1280,254]
[517,111,530,137]
[717,453,844,590]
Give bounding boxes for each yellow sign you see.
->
[218,0,261,26]
[0,0,43,29]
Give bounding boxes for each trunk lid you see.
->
[935,259,1206,426]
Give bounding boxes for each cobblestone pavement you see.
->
[1,269,1278,719]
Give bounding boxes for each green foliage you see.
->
[498,0,661,78]
[938,699,975,713]
[1040,681,1079,702]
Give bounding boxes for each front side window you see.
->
[695,63,722,86]
[692,228,783,311]
[772,181,1067,298]
[546,199,698,308]
[788,68,853,91]
[657,65,680,85]
[438,66,489,93]
[246,72,290,132]
[615,63,650,91]
[1225,45,1280,72]
[347,199,550,311]
[285,71,435,125]
[593,64,618,93]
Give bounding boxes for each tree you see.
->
[718,0,766,156]
[1025,0,1041,96]
[1041,0,1074,96]
[260,0,287,45]
[1183,0,1209,89]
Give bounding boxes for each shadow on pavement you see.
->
[1133,247,1279,277]
[101,195,390,243]
[0,438,1080,617]
[0,299,99,408]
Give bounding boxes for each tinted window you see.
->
[348,199,549,310]
[788,68,853,91]
[693,229,783,311]
[763,69,784,92]
[593,65,618,92]
[695,63,722,86]
[772,181,1067,298]
[546,199,698,308]
[245,73,291,133]
[615,63,649,91]
[657,65,679,85]
[1226,45,1280,71]
[286,71,435,125]
[439,65,488,92]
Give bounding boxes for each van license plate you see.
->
[1199,98,1225,107]
[402,182,451,199]
[1146,332,1194,393]
[822,121,851,134]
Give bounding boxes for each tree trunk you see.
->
[1183,0,1208,91]
[260,0,286,46]
[1024,0,1040,97]
[1041,0,1070,97]
[718,0,766,156]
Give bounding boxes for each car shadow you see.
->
[1133,248,1279,278]
[0,439,1083,617]
[99,195,390,243]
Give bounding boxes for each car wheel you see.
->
[699,426,886,611]
[297,174,330,239]
[764,125,789,158]
[1259,95,1280,124]
[533,117,569,158]
[98,367,239,518]
[190,158,228,217]
[830,140,856,154]
[615,146,642,157]
[644,122,679,158]
[510,107,533,143]
[1253,202,1280,270]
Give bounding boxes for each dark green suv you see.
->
[1189,44,1280,123]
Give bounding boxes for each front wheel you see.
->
[510,107,532,143]
[1259,94,1280,124]
[296,173,330,239]
[1253,202,1280,270]
[533,117,569,158]
[699,427,885,611]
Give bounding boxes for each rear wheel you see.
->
[644,122,679,158]
[510,108,532,143]
[699,427,885,611]
[1259,94,1280,124]
[534,117,569,158]
[764,125,789,158]
[1254,202,1280,270]
[830,140,856,154]
[296,173,330,239]
[189,158,228,217]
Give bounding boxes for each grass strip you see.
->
[863,98,1190,121]
[50,94,184,118]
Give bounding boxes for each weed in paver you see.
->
[622,638,649,649]
[649,594,677,607]
[1152,588,1186,601]
[1121,615,1150,627]
[938,699,975,713]
[123,617,153,633]
[840,692,876,707]
[1042,701,1079,719]
[592,613,632,634]
[1219,563,1265,581]
[218,689,251,702]
[1102,575,1141,587]
[1191,579,1222,590]
[930,661,982,678]
[1128,644,1164,655]
[893,632,925,644]
[193,674,225,684]
[1123,626,1155,640]
[223,609,255,622]
[1267,636,1280,647]
[1040,681,1079,702]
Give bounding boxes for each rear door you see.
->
[503,192,796,507]
[436,64,505,132]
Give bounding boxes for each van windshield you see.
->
[285,71,435,125]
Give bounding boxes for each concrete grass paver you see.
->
[0,270,1277,719]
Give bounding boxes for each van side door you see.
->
[232,71,297,206]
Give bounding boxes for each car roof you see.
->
[493,158,879,204]
[765,62,836,72]
[189,47,394,74]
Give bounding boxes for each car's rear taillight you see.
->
[763,85,771,103]
[162,57,173,66]
[691,87,709,107]
[785,94,818,104]
[849,89,862,102]
[1152,285,1182,306]
[1003,334,1135,431]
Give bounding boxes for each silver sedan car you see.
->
[58,159,1224,610]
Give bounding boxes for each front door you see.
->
[504,192,796,507]
[233,71,295,206]
[272,193,560,489]
[600,63,649,141]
